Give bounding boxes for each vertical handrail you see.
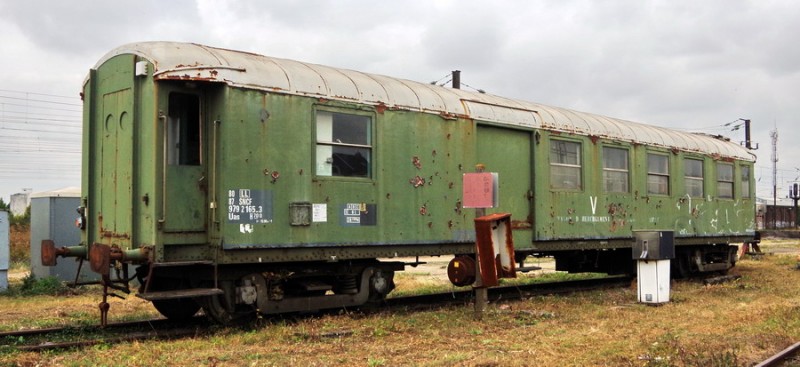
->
[212,119,221,289]
[159,112,167,227]
[211,120,220,227]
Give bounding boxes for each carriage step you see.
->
[517,266,542,273]
[136,288,223,301]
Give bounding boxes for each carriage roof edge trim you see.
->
[91,41,755,162]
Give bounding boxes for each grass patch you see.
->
[8,224,30,265]
[2,273,71,297]
[391,267,603,298]
[640,332,741,366]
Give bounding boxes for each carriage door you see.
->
[162,91,207,235]
[99,88,134,247]
[476,125,533,246]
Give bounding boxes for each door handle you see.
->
[198,175,207,192]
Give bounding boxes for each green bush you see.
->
[9,205,31,226]
[3,273,70,296]
[9,224,30,266]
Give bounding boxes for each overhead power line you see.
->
[0,101,81,113]
[675,119,748,134]
[0,89,79,99]
[0,89,83,193]
[0,127,81,135]
[0,95,81,107]
[0,116,81,126]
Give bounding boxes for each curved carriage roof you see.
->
[96,42,755,162]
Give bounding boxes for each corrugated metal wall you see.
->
[761,205,798,229]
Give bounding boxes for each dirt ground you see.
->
[395,235,796,282]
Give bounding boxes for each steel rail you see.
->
[754,341,800,367]
[3,276,630,352]
[0,317,209,352]
[383,275,632,309]
[0,318,180,339]
[16,327,203,352]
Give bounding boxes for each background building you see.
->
[757,197,797,230]
[9,189,32,217]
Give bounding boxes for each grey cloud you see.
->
[0,0,201,55]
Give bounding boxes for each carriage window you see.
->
[315,111,371,177]
[603,147,629,193]
[550,140,581,190]
[685,158,704,198]
[647,153,669,195]
[717,162,734,199]
[167,93,201,166]
[741,165,751,198]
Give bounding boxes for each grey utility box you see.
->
[0,211,8,291]
[633,230,674,304]
[632,230,675,260]
[29,187,98,283]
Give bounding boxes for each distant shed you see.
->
[9,190,31,217]
[28,187,97,282]
[757,197,797,229]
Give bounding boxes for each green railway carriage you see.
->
[43,42,757,322]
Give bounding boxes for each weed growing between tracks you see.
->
[2,241,800,366]
[0,284,161,332]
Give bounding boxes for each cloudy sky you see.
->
[0,0,797,203]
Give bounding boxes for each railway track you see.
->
[0,275,630,352]
[755,342,800,367]
[0,318,209,352]
[383,274,632,309]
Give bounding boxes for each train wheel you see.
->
[367,269,395,302]
[149,277,201,320]
[200,282,253,324]
[729,246,738,268]
[153,298,201,320]
[672,254,692,279]
[201,295,235,324]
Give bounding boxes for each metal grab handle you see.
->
[159,113,168,226]
[640,240,649,259]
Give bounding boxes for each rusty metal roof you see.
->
[96,42,755,162]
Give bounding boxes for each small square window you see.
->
[550,140,581,190]
[603,147,629,193]
[685,158,704,198]
[647,153,669,195]
[741,165,751,198]
[315,111,372,178]
[717,162,734,199]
